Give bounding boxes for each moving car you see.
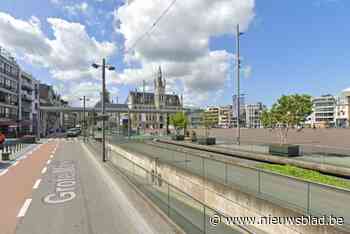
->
[66,128,81,137]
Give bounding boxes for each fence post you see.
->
[202,157,205,179]
[307,182,311,214]
[167,184,170,216]
[225,162,228,185]
[203,206,206,234]
[258,169,262,194]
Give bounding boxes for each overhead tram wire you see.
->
[124,0,178,54]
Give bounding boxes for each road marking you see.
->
[47,160,51,165]
[50,154,54,159]
[17,199,32,217]
[41,167,47,174]
[33,179,41,189]
[0,169,8,176]
[43,160,77,204]
[12,161,19,167]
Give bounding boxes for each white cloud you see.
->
[242,65,253,79]
[63,2,89,16]
[0,12,117,105]
[114,0,255,106]
[61,81,101,107]
[0,12,51,58]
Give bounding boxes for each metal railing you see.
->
[106,136,350,232]
[85,138,252,234]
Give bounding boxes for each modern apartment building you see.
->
[335,88,350,128]
[0,46,20,136]
[204,107,219,126]
[186,108,204,128]
[204,101,266,129]
[245,102,266,128]
[19,71,40,134]
[218,106,233,127]
[232,94,246,127]
[309,95,336,128]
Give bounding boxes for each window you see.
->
[5,79,10,89]
[0,61,4,72]
[0,75,4,86]
[5,107,9,118]
[5,64,10,75]
[10,67,18,78]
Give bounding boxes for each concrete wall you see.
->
[109,144,348,234]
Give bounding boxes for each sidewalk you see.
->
[0,144,38,172]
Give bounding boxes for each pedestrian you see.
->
[0,131,5,149]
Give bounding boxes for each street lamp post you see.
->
[235,24,243,145]
[92,58,115,162]
[80,96,90,141]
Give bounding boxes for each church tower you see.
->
[154,66,166,109]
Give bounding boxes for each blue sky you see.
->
[0,0,349,107]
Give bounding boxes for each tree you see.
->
[201,112,216,137]
[261,94,312,145]
[170,112,188,136]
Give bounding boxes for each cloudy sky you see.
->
[0,0,349,107]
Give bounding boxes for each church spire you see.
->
[157,65,162,85]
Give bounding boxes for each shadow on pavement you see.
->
[0,161,12,169]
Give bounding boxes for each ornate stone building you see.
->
[127,66,182,129]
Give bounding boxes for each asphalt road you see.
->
[15,138,178,234]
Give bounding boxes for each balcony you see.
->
[22,93,33,102]
[21,104,32,113]
[0,113,17,120]
[21,80,33,91]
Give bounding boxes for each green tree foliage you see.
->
[261,94,312,144]
[170,112,188,135]
[201,112,216,137]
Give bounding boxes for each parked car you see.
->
[66,128,81,137]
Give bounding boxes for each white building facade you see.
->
[335,89,350,128]
[245,103,266,128]
[307,90,350,128]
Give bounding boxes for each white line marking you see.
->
[50,154,54,158]
[0,169,9,176]
[17,199,32,217]
[46,160,51,165]
[33,179,41,189]
[41,167,47,174]
[12,161,19,167]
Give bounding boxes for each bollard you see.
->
[9,145,12,159]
